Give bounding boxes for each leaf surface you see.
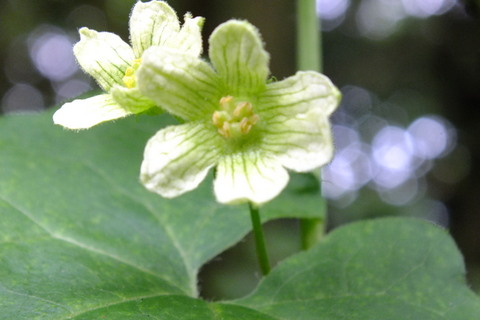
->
[0,111,322,319]
[237,218,480,320]
[1,111,478,319]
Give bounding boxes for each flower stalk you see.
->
[297,0,327,250]
[249,203,271,275]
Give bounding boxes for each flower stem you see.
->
[249,203,271,275]
[296,0,327,250]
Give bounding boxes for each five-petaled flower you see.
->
[137,20,341,205]
[53,0,204,129]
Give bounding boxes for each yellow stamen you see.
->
[219,122,231,138]
[250,114,259,125]
[212,96,259,139]
[239,117,251,134]
[124,67,134,76]
[122,59,142,89]
[212,111,222,127]
[233,101,252,117]
[220,96,233,105]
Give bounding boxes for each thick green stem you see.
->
[296,0,327,249]
[249,203,270,275]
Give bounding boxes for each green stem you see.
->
[296,0,326,250]
[296,0,322,72]
[249,203,270,275]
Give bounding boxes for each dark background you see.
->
[1,0,479,299]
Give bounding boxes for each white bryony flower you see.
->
[53,0,204,129]
[137,20,341,205]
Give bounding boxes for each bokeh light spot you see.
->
[371,126,416,188]
[356,0,406,39]
[408,116,453,159]
[316,0,350,20]
[401,0,457,18]
[54,79,92,103]
[372,126,414,171]
[1,83,44,113]
[28,26,78,82]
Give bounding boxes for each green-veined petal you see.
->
[259,71,340,171]
[110,85,157,114]
[262,114,335,172]
[214,151,289,205]
[74,28,135,91]
[129,0,180,57]
[209,20,269,94]
[165,13,204,57]
[137,47,219,121]
[53,94,132,130]
[141,122,222,198]
[260,71,340,116]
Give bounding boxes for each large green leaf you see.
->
[0,110,322,318]
[236,218,480,319]
[1,111,479,319]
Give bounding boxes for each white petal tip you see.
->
[53,108,90,130]
[53,95,131,130]
[214,155,289,206]
[186,15,204,27]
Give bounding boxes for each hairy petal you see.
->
[166,14,205,57]
[259,71,341,171]
[129,0,180,57]
[262,115,335,172]
[209,20,269,94]
[137,47,219,121]
[53,94,131,130]
[260,71,340,116]
[141,122,222,198]
[214,152,289,205]
[74,28,134,91]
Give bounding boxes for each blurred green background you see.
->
[1,0,479,299]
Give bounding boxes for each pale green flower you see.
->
[137,20,341,205]
[53,0,204,129]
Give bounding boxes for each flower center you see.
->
[122,58,142,88]
[212,96,259,139]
